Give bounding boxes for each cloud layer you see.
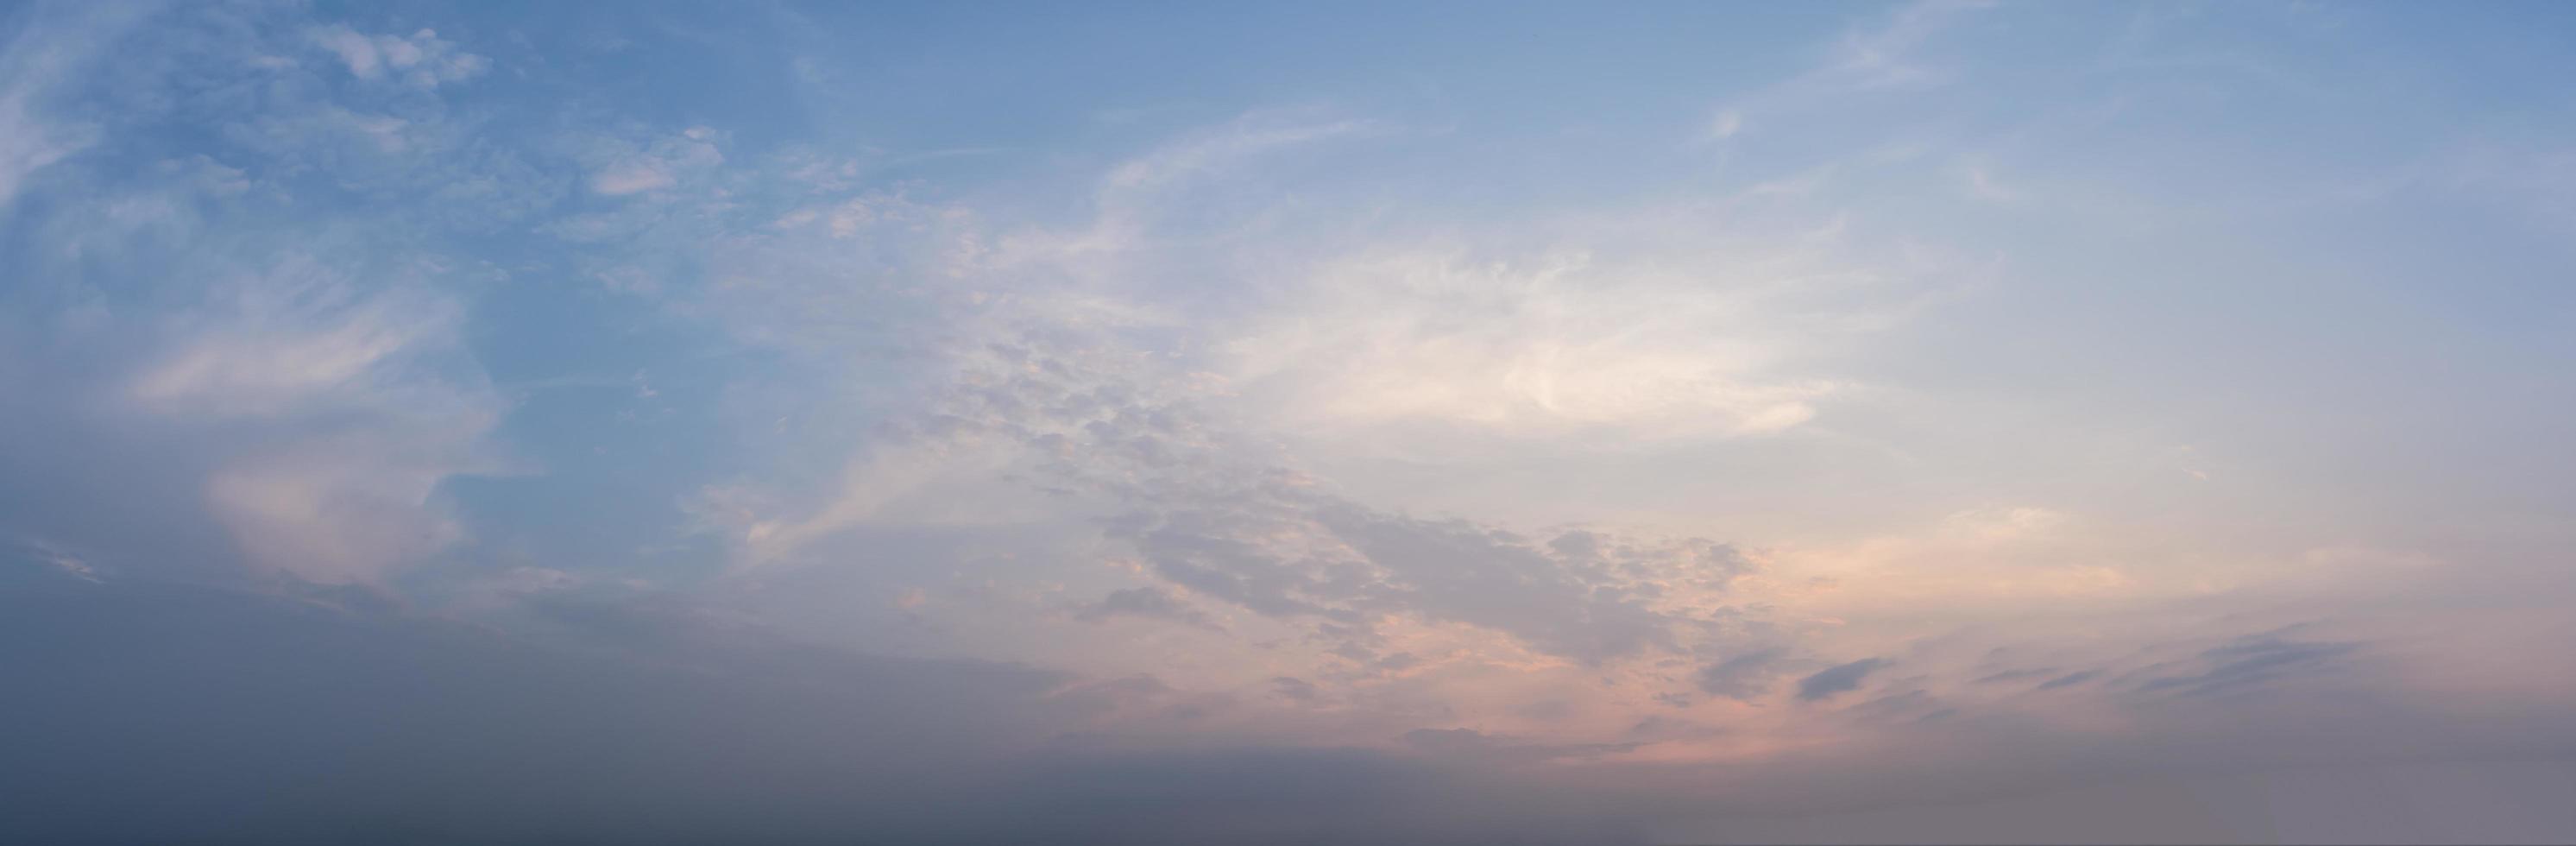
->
[4,2,2576,843]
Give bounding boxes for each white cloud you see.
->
[205,430,480,584]
[1697,1,1990,148]
[1708,110,1745,141]
[589,127,724,196]
[623,110,1939,706]
[0,4,142,213]
[1221,244,1861,441]
[123,257,502,584]
[0,85,94,215]
[1100,110,1372,193]
[131,312,436,419]
[589,161,677,195]
[1962,161,2023,203]
[306,25,489,89]
[1817,0,1992,92]
[1940,506,2066,541]
[12,537,104,583]
[129,261,457,420]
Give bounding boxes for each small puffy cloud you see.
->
[306,25,489,88]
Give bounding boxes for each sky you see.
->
[3,1,2576,843]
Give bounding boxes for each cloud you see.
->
[0,3,143,213]
[1099,110,1373,193]
[127,277,457,420]
[112,258,501,584]
[1796,658,1887,702]
[968,108,1377,276]
[202,429,481,584]
[1934,506,2066,543]
[1313,507,1706,665]
[589,161,677,195]
[2131,633,2359,699]
[1077,585,1221,630]
[15,571,2531,846]
[1,113,507,587]
[694,320,1768,671]
[1222,245,1859,441]
[1697,0,1991,153]
[1707,110,1745,141]
[0,575,1653,846]
[1399,727,1644,766]
[1696,647,1789,701]
[588,127,724,196]
[2035,670,2097,691]
[305,25,489,88]
[1271,675,1321,702]
[1815,0,1991,92]
[9,6,2575,843]
[8,537,101,583]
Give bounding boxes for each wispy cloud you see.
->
[1796,657,1887,702]
[6,3,2576,842]
[0,3,146,213]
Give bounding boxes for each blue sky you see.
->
[5,2,2576,843]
